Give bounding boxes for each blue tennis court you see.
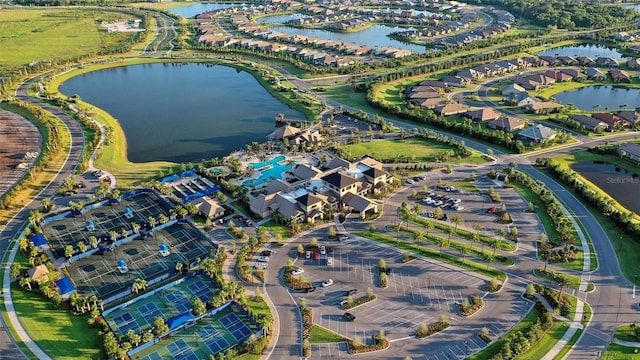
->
[113,312,140,334]
[219,313,241,328]
[167,339,198,360]
[204,336,230,355]
[187,280,215,302]
[197,324,219,341]
[229,321,252,341]
[165,290,191,313]
[139,302,164,324]
[140,352,162,360]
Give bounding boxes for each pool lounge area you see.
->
[242,156,291,188]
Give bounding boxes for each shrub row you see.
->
[458,295,484,316]
[343,294,377,310]
[415,321,449,338]
[349,335,389,354]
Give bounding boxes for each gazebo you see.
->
[124,207,134,219]
[86,220,96,231]
[117,260,128,273]
[159,244,170,257]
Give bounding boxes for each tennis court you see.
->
[133,303,261,360]
[42,192,171,256]
[67,222,214,300]
[105,273,219,337]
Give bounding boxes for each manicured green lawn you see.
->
[602,342,640,359]
[614,324,640,342]
[534,268,581,290]
[553,328,583,360]
[519,321,570,360]
[11,285,102,360]
[246,296,271,317]
[262,221,291,240]
[0,8,137,73]
[467,308,541,360]
[310,325,344,343]
[339,138,487,165]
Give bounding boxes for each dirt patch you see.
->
[0,108,42,196]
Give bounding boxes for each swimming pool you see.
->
[243,156,291,188]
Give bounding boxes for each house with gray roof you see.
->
[517,124,557,144]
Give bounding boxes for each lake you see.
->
[571,161,640,214]
[553,86,640,112]
[169,3,242,18]
[256,13,307,24]
[59,63,302,163]
[537,44,625,59]
[267,24,425,53]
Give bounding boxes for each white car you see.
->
[305,251,311,259]
[455,206,464,211]
[291,267,304,276]
[320,246,326,255]
[257,256,270,262]
[327,257,333,266]
[338,235,349,241]
[322,279,334,287]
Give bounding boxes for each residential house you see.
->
[525,102,563,114]
[486,117,525,132]
[463,107,502,122]
[618,143,640,163]
[560,69,587,81]
[500,83,526,96]
[505,92,539,107]
[416,97,447,108]
[618,111,640,127]
[592,113,627,129]
[576,56,596,67]
[543,70,573,82]
[627,58,640,70]
[568,114,608,132]
[517,124,557,144]
[597,57,619,68]
[610,69,631,83]
[584,67,607,81]
[434,103,467,116]
[441,76,468,87]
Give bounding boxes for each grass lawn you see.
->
[261,221,291,240]
[11,285,102,359]
[310,325,344,343]
[0,8,137,73]
[614,324,640,343]
[451,180,481,193]
[602,342,640,359]
[534,268,581,290]
[467,307,541,360]
[553,328,583,360]
[518,321,570,360]
[583,302,592,326]
[246,297,270,317]
[338,138,487,165]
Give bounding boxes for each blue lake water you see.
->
[256,13,307,24]
[537,44,625,59]
[553,86,640,112]
[267,24,425,52]
[169,3,242,18]
[59,63,303,163]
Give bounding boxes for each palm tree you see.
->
[132,278,147,294]
[109,230,118,242]
[19,277,32,291]
[414,231,426,243]
[89,236,98,249]
[41,198,53,213]
[148,216,157,229]
[556,276,569,300]
[77,241,87,253]
[132,222,141,234]
[28,210,43,227]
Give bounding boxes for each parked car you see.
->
[344,312,356,321]
[346,289,358,296]
[327,257,333,266]
[385,268,392,275]
[320,246,326,255]
[313,251,319,260]
[261,250,272,256]
[292,267,304,276]
[455,206,464,211]
[322,279,334,287]
[338,235,349,241]
[487,207,498,214]
[339,299,349,307]
[305,251,311,259]
[305,286,316,293]
[257,256,270,262]
[327,247,333,253]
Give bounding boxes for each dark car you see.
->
[385,268,392,275]
[305,286,317,293]
[346,288,358,296]
[344,312,356,321]
[261,250,272,256]
[327,247,333,253]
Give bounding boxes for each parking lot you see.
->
[291,236,488,342]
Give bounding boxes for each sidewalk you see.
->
[534,293,586,360]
